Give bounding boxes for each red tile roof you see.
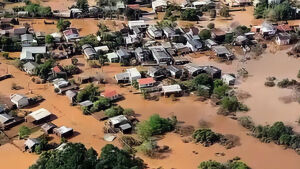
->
[127,4,140,10]
[53,66,62,73]
[63,28,79,36]
[102,90,118,98]
[138,77,155,85]
[276,24,293,32]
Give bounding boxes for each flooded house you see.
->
[12,27,27,39]
[212,45,234,60]
[0,113,16,130]
[138,77,156,88]
[117,48,131,62]
[173,56,190,65]
[147,66,171,79]
[53,78,69,89]
[233,36,250,46]
[166,65,182,78]
[24,138,40,153]
[54,126,74,138]
[126,68,141,83]
[149,46,173,64]
[222,74,236,85]
[23,62,39,75]
[82,44,97,60]
[204,39,217,49]
[79,100,93,108]
[115,72,130,83]
[183,27,200,39]
[20,46,47,61]
[128,20,149,30]
[186,37,203,52]
[21,34,37,47]
[135,47,151,63]
[163,27,176,39]
[147,25,163,39]
[51,32,63,42]
[260,21,277,37]
[26,108,52,124]
[63,28,80,42]
[108,115,132,133]
[106,52,119,63]
[94,46,109,53]
[276,24,293,33]
[275,33,291,46]
[10,94,29,108]
[203,66,222,79]
[152,0,167,12]
[41,122,57,134]
[183,63,204,76]
[211,28,226,42]
[66,90,77,103]
[174,43,190,55]
[101,90,121,101]
[162,84,182,96]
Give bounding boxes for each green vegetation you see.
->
[192,128,221,146]
[207,23,215,29]
[76,84,99,102]
[254,0,296,21]
[36,60,55,80]
[233,25,250,36]
[123,108,135,116]
[45,35,54,44]
[19,126,31,139]
[76,0,89,11]
[136,114,177,141]
[199,159,250,169]
[105,105,124,117]
[224,33,234,43]
[29,143,144,169]
[63,65,81,76]
[78,34,99,47]
[90,97,111,113]
[0,36,22,52]
[23,1,52,17]
[277,78,298,88]
[181,9,202,21]
[99,31,124,50]
[220,6,230,17]
[199,29,211,40]
[220,96,248,113]
[57,19,71,32]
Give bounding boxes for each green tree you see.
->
[192,128,220,145]
[36,60,55,80]
[191,74,214,90]
[220,96,240,112]
[199,160,226,169]
[79,34,99,47]
[76,84,99,102]
[213,85,230,99]
[105,105,124,117]
[207,23,215,29]
[90,97,111,112]
[220,6,230,17]
[181,9,202,21]
[57,19,71,32]
[45,34,54,44]
[199,29,211,40]
[123,108,135,116]
[76,0,89,11]
[19,126,31,139]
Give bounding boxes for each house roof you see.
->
[22,46,47,54]
[277,24,293,32]
[212,45,231,55]
[277,32,291,40]
[184,63,203,73]
[117,48,130,57]
[162,84,182,93]
[149,46,172,60]
[25,138,40,148]
[13,27,27,35]
[109,115,128,125]
[127,4,140,10]
[126,68,141,78]
[23,62,39,71]
[101,90,118,98]
[63,28,79,36]
[204,39,217,46]
[106,52,119,60]
[128,20,147,29]
[115,72,130,81]
[10,94,28,103]
[94,46,109,52]
[20,51,34,60]
[41,122,56,131]
[148,25,163,37]
[119,123,132,130]
[187,38,202,48]
[21,34,33,42]
[0,113,13,124]
[55,126,73,134]
[52,65,62,73]
[138,77,156,85]
[28,108,52,121]
[79,100,93,107]
[166,65,181,72]
[203,66,221,74]
[211,28,226,36]
[152,0,167,10]
[66,90,77,99]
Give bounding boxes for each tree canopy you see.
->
[29,143,144,169]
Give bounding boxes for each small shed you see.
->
[24,138,40,153]
[0,113,16,130]
[54,126,73,138]
[66,90,77,103]
[222,74,236,85]
[162,84,182,96]
[119,123,132,134]
[79,100,93,107]
[26,108,52,124]
[109,115,128,128]
[10,94,29,108]
[41,123,57,134]
[106,52,119,63]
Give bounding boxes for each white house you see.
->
[275,33,291,46]
[10,94,29,108]
[222,74,236,85]
[126,68,141,83]
[23,62,39,75]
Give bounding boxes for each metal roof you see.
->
[0,113,13,124]
[109,115,128,125]
[162,84,182,93]
[28,108,52,121]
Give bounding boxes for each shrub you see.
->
[123,108,135,116]
[277,78,298,88]
[137,140,157,157]
[192,128,221,146]
[207,23,215,29]
[19,126,31,139]
[220,96,240,112]
[220,6,230,17]
[213,85,230,99]
[264,81,275,87]
[238,116,254,129]
[105,106,124,117]
[81,106,90,115]
[181,9,202,21]
[199,29,211,40]
[198,160,226,169]
[76,84,99,102]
